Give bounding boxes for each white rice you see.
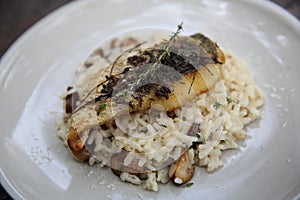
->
[56,36,264,191]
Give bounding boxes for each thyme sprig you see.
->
[129,22,184,92]
[73,42,147,114]
[73,23,184,114]
[109,41,147,76]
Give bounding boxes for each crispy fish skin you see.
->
[67,33,225,160]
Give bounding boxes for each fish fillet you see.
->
[67,33,225,161]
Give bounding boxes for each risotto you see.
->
[57,29,264,191]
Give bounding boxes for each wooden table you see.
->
[0,0,299,199]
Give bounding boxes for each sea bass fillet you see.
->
[67,33,225,161]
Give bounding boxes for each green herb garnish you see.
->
[226,96,239,104]
[226,97,233,104]
[183,182,194,188]
[129,22,184,91]
[213,102,222,109]
[97,103,106,114]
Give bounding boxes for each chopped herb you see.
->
[183,182,194,188]
[195,132,201,138]
[213,102,222,109]
[97,104,107,114]
[226,96,239,104]
[226,97,233,104]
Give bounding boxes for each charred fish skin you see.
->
[67,33,225,161]
[190,33,225,65]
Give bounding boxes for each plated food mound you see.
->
[57,25,264,191]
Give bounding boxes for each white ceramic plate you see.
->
[0,0,299,199]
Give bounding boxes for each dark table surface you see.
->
[0,0,299,199]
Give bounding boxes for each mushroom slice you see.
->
[110,152,146,179]
[169,150,195,185]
